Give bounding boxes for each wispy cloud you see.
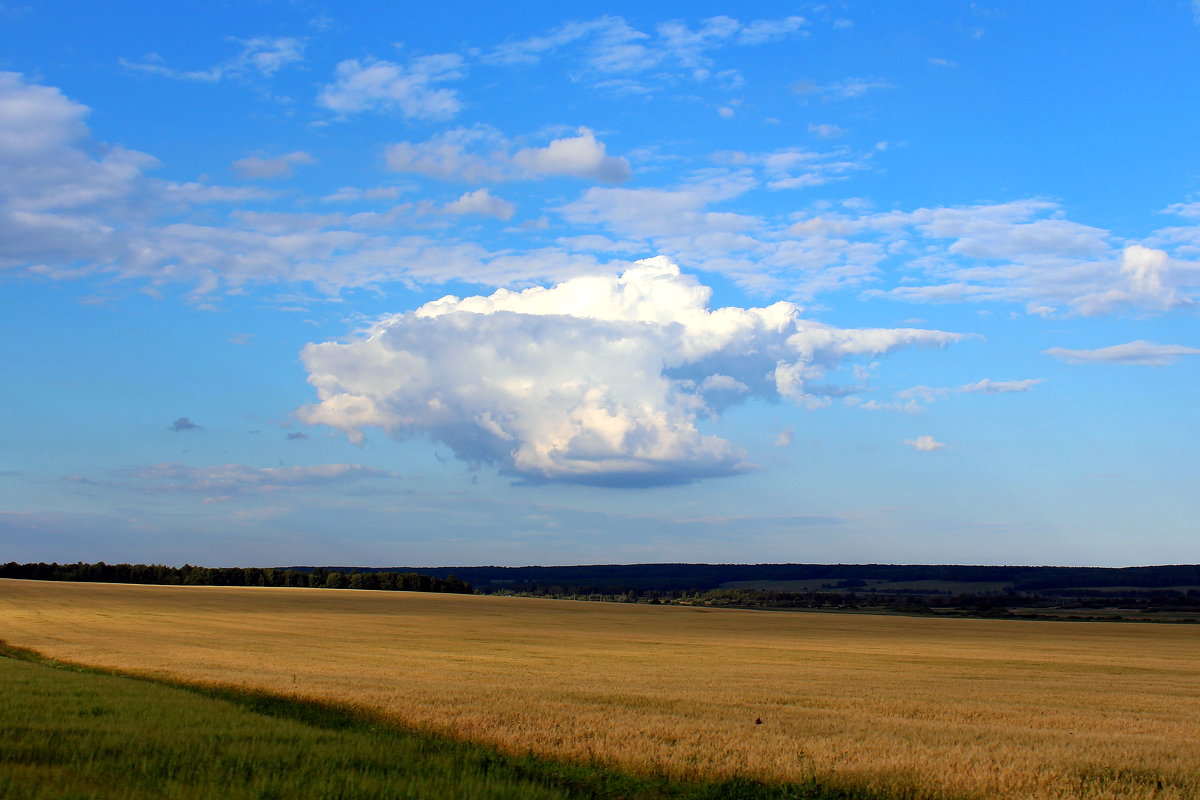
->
[1044,340,1200,366]
[112,462,392,496]
[121,37,305,83]
[233,151,316,180]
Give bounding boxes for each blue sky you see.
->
[2,1,1198,568]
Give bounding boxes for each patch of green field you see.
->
[0,645,863,800]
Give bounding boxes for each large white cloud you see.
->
[298,258,962,486]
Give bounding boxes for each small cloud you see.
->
[828,77,892,98]
[512,127,632,183]
[905,435,945,452]
[233,151,316,180]
[717,106,735,118]
[775,428,794,447]
[169,417,203,432]
[807,123,845,139]
[928,57,958,68]
[958,378,1042,394]
[285,432,309,440]
[1044,340,1200,366]
[322,185,409,203]
[443,188,516,220]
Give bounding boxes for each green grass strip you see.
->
[0,642,885,800]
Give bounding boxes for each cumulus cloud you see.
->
[1044,340,1200,366]
[1071,245,1186,314]
[443,188,515,220]
[121,37,305,83]
[512,128,631,182]
[233,151,316,180]
[298,257,962,486]
[386,126,631,184]
[318,54,465,119]
[905,435,945,452]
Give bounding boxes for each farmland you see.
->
[2,579,1199,800]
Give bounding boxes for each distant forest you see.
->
[7,561,1200,621]
[335,562,1200,595]
[0,562,473,594]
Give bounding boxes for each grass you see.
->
[3,579,1199,800]
[0,644,860,800]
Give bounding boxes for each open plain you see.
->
[2,579,1198,800]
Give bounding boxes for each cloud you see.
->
[233,151,316,180]
[511,128,631,182]
[1044,340,1200,366]
[1164,200,1200,219]
[0,74,623,294]
[112,462,390,496]
[807,200,1200,314]
[121,37,305,83]
[298,257,962,486]
[317,54,465,119]
[905,435,945,451]
[486,14,807,90]
[386,126,631,184]
[958,378,1042,394]
[169,417,203,432]
[808,123,845,139]
[1069,245,1187,315]
[794,78,892,99]
[285,432,309,440]
[874,377,1041,412]
[718,146,872,190]
[559,173,757,240]
[322,185,409,203]
[443,188,515,220]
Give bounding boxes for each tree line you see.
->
[0,562,474,594]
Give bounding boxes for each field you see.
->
[3,579,1199,800]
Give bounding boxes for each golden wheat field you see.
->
[3,579,1198,800]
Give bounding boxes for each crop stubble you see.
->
[1,579,1197,799]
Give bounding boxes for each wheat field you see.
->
[2,579,1198,800]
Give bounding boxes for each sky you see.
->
[2,1,1198,568]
